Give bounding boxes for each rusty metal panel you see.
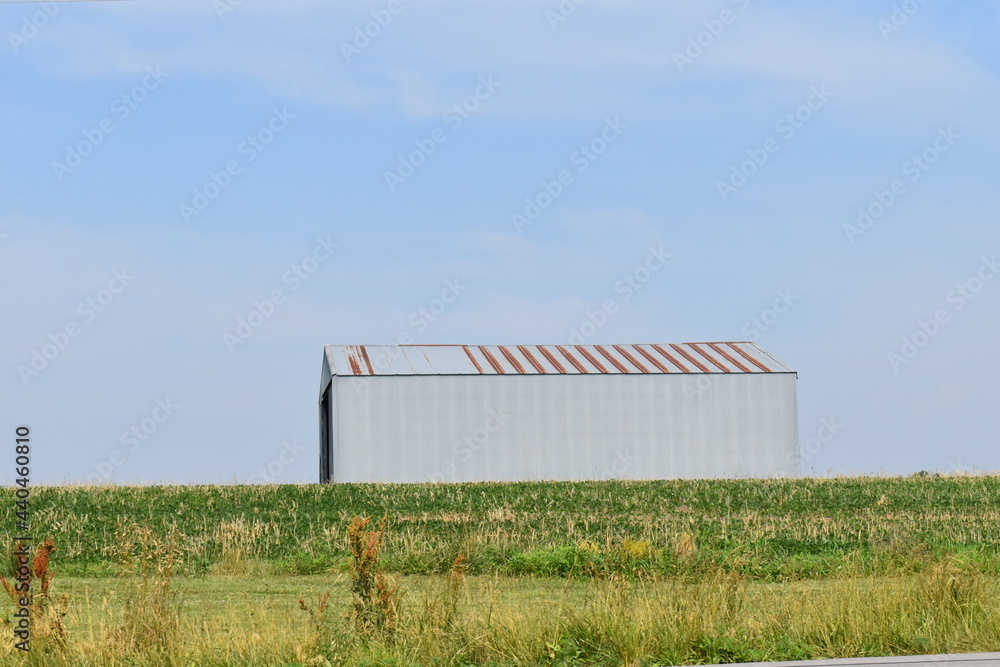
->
[729,343,771,372]
[498,346,527,374]
[614,345,650,372]
[360,346,391,374]
[708,342,751,372]
[340,345,367,376]
[536,346,569,373]
[462,346,485,373]
[517,345,548,374]
[479,347,508,374]
[733,342,791,372]
[687,343,732,373]
[558,345,594,373]
[592,345,629,373]
[668,344,710,372]
[631,345,670,373]
[649,345,691,372]
[322,343,794,377]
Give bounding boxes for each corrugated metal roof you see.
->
[326,343,793,376]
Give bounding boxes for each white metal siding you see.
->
[331,373,799,483]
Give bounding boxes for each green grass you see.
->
[3,475,1000,580]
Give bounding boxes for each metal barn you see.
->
[319,343,799,483]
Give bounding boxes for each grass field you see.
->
[0,475,998,665]
[6,476,1000,579]
[4,571,1000,666]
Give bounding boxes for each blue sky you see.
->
[2,0,998,484]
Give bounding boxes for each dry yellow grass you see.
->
[0,565,996,666]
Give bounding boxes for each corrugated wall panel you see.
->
[331,373,799,483]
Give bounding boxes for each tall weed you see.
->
[104,521,185,659]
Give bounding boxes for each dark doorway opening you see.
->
[319,386,331,483]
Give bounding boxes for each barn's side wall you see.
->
[329,373,799,483]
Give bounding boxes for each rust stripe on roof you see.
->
[633,345,671,373]
[689,343,729,372]
[346,354,362,375]
[573,346,608,373]
[329,343,787,375]
[538,347,568,373]
[651,344,691,372]
[727,343,772,372]
[518,346,547,374]
[462,346,485,374]
[556,346,589,373]
[668,344,709,372]
[358,347,376,375]
[614,345,649,373]
[498,346,527,374]
[708,342,750,372]
[595,345,630,373]
[479,347,506,374]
